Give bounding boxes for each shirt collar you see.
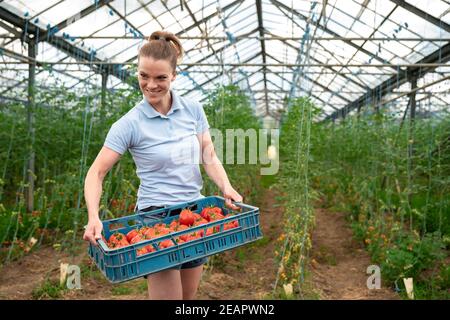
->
[139,90,184,119]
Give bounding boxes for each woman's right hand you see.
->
[83,218,104,246]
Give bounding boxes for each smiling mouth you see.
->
[146,90,162,95]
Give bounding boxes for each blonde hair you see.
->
[138,31,183,70]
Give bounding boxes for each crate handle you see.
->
[231,201,256,211]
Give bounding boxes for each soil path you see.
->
[308,207,399,299]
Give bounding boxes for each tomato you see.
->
[212,206,223,216]
[185,234,199,242]
[205,227,215,237]
[179,234,189,242]
[204,208,225,221]
[155,227,171,237]
[224,214,239,229]
[159,239,174,249]
[224,222,237,230]
[136,244,156,256]
[177,224,189,232]
[190,230,203,238]
[108,232,129,249]
[136,247,147,256]
[126,229,139,242]
[138,226,151,235]
[169,220,179,230]
[201,206,224,221]
[193,218,208,226]
[142,227,156,239]
[200,207,215,221]
[154,223,168,231]
[179,209,195,226]
[130,233,145,244]
[109,232,129,247]
[213,213,225,221]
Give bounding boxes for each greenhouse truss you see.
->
[0,0,449,122]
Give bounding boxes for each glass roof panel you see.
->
[1,0,450,119]
[405,0,450,19]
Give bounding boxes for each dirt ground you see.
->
[0,189,399,300]
[309,207,399,300]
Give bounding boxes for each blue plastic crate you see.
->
[88,196,263,283]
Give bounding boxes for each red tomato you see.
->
[177,224,189,232]
[143,227,156,239]
[185,234,198,242]
[192,213,202,221]
[193,218,208,226]
[201,206,224,221]
[109,232,129,247]
[154,227,171,238]
[179,209,195,226]
[136,247,147,256]
[159,239,174,249]
[154,223,168,231]
[138,226,151,235]
[126,229,139,242]
[169,220,179,230]
[212,206,223,216]
[200,207,214,221]
[130,233,145,244]
[206,228,215,237]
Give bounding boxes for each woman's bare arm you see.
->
[83,146,121,245]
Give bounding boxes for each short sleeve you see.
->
[104,119,134,155]
[195,102,210,134]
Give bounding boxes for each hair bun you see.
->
[141,31,184,67]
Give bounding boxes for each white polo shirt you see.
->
[104,90,210,209]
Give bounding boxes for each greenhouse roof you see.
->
[1,0,450,121]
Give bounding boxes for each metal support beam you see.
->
[326,41,450,120]
[3,35,450,41]
[390,0,450,33]
[181,0,217,56]
[0,5,136,86]
[270,0,397,70]
[407,73,418,205]
[266,30,370,91]
[101,73,108,109]
[106,3,144,38]
[181,51,262,95]
[256,0,269,114]
[39,0,115,40]
[409,75,417,124]
[266,53,351,105]
[26,40,36,213]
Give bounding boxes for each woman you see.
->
[82,31,242,300]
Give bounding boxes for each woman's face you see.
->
[137,56,176,106]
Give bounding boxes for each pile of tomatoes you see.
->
[105,206,239,256]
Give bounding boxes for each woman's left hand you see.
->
[222,185,243,211]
